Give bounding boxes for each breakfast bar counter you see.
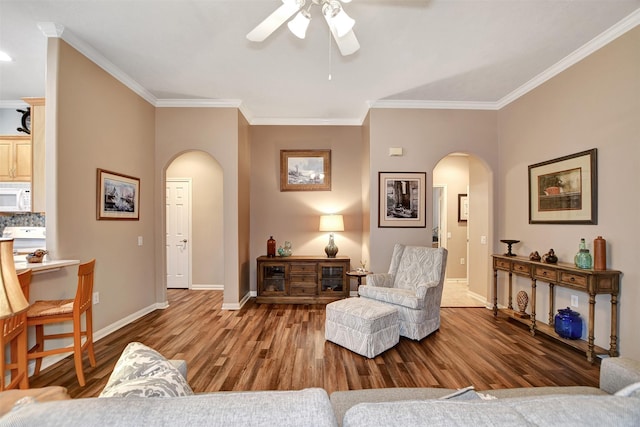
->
[15,259,80,274]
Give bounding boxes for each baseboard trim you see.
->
[28,301,163,376]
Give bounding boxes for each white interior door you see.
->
[166,179,191,289]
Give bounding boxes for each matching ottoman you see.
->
[325,298,399,358]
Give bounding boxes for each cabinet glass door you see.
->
[260,264,286,295]
[320,265,344,293]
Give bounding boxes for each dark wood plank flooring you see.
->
[28,290,600,398]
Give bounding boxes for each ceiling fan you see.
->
[247,0,360,56]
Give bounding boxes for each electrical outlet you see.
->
[460,258,465,265]
[93,292,100,305]
[571,295,578,307]
[480,235,487,244]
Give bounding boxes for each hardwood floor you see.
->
[28,290,600,398]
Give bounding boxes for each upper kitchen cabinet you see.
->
[24,98,45,212]
[0,135,31,181]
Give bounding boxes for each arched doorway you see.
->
[165,150,224,290]
[434,153,492,307]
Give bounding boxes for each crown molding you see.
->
[155,99,242,108]
[497,8,640,108]
[249,116,363,126]
[39,22,158,106]
[369,99,499,110]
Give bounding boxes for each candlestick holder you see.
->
[500,239,520,257]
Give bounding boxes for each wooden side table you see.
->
[346,270,371,288]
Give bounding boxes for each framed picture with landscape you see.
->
[378,171,426,228]
[96,168,140,220]
[528,148,597,224]
[280,149,331,191]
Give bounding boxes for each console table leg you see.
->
[508,272,513,310]
[493,269,498,316]
[587,293,596,363]
[530,279,536,336]
[548,283,555,325]
[610,293,619,357]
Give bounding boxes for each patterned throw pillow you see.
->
[99,342,193,398]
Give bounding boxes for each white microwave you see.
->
[0,182,31,212]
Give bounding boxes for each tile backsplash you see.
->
[0,213,45,235]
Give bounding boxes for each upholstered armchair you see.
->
[358,244,448,340]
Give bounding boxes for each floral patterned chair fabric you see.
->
[358,244,448,340]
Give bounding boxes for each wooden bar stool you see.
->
[0,269,31,390]
[27,259,96,386]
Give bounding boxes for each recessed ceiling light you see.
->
[0,51,13,62]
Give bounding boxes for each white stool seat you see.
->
[325,298,399,358]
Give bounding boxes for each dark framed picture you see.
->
[528,148,597,224]
[97,169,140,220]
[378,172,426,228]
[280,149,331,191]
[458,194,469,222]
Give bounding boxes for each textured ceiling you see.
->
[0,0,638,124]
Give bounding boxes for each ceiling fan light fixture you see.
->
[288,9,311,39]
[322,1,355,38]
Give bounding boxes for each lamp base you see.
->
[325,234,338,258]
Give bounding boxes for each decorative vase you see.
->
[554,307,582,340]
[267,236,276,257]
[594,236,606,271]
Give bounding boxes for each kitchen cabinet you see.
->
[257,256,350,304]
[24,98,45,212]
[0,136,31,181]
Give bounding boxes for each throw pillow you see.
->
[614,381,640,398]
[99,342,193,398]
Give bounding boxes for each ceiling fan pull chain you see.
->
[328,29,332,81]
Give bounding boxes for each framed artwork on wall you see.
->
[458,194,469,222]
[96,168,140,220]
[378,171,427,228]
[528,148,597,224]
[280,149,331,191]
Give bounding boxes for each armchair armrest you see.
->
[416,282,440,299]
[367,273,393,288]
[600,357,640,394]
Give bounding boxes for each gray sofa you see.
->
[1,344,639,426]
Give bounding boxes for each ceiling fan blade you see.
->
[324,15,360,56]
[247,1,303,42]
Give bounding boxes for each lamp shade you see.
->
[0,239,29,319]
[319,214,344,232]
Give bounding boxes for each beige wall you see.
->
[40,39,156,335]
[497,27,640,358]
[467,156,492,300]
[155,107,244,307]
[249,125,364,293]
[367,109,499,278]
[166,151,224,286]
[238,112,251,299]
[433,155,469,279]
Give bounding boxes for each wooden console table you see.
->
[492,254,620,362]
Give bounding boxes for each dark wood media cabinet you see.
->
[492,254,620,362]
[256,256,350,304]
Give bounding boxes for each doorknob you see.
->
[181,239,188,243]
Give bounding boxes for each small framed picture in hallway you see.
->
[378,171,426,228]
[97,168,140,220]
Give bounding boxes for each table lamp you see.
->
[0,239,29,319]
[319,214,344,258]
